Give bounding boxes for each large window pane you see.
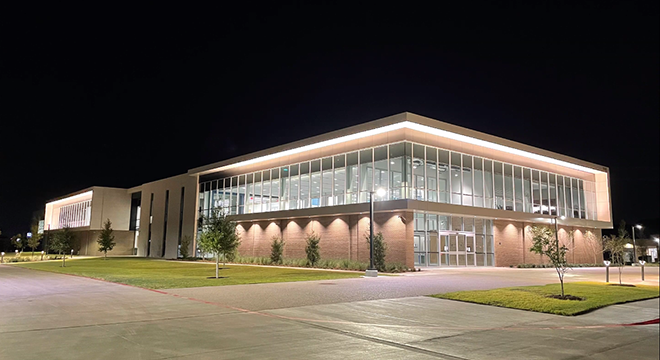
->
[438,149,450,203]
[473,157,483,207]
[230,176,238,215]
[549,174,557,216]
[250,175,259,213]
[404,142,413,199]
[426,146,437,202]
[571,178,580,218]
[300,162,309,208]
[346,153,358,204]
[413,144,425,200]
[514,166,523,212]
[484,160,494,208]
[289,164,299,210]
[504,164,513,210]
[389,144,405,200]
[523,168,532,213]
[540,172,549,215]
[270,169,280,212]
[557,175,565,217]
[333,155,345,205]
[531,170,540,214]
[261,171,270,212]
[451,152,462,205]
[246,174,253,214]
[462,154,473,206]
[238,175,246,214]
[322,157,333,206]
[310,160,321,207]
[374,146,388,200]
[359,149,373,202]
[280,167,289,211]
[494,162,504,210]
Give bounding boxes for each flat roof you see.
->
[188,112,608,176]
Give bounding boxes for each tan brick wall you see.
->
[235,212,414,268]
[495,220,603,267]
[63,229,135,256]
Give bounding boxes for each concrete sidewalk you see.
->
[2,265,658,359]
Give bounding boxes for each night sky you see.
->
[1,2,658,237]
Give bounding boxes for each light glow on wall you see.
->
[200,121,606,175]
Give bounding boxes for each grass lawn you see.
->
[12,257,362,289]
[431,282,660,316]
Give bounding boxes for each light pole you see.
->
[366,188,386,277]
[632,224,642,264]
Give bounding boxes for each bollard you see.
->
[71,249,74,258]
[639,260,646,281]
[603,260,611,283]
[1,252,4,264]
[41,251,45,261]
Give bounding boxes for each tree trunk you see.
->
[105,251,107,260]
[215,254,219,279]
[619,267,622,285]
[560,277,564,298]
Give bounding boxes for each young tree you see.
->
[529,225,570,298]
[270,236,285,264]
[198,209,242,278]
[365,230,387,271]
[179,235,192,259]
[602,221,630,285]
[97,219,116,259]
[27,223,42,257]
[50,227,75,267]
[305,232,321,267]
[11,233,25,254]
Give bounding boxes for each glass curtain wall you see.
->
[198,141,597,221]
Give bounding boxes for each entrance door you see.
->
[414,233,426,266]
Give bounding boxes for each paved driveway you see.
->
[1,265,658,359]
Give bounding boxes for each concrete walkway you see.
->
[1,265,658,359]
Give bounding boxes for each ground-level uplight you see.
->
[603,260,611,283]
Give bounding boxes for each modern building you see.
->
[44,112,613,267]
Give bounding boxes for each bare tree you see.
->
[583,230,602,264]
[602,220,630,285]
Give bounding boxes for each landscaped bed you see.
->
[430,282,660,316]
[12,257,362,289]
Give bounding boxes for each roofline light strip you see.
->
[201,121,604,175]
[46,190,94,206]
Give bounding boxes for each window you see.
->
[260,172,269,213]
[504,164,513,211]
[238,175,246,214]
[494,162,504,210]
[310,160,321,207]
[333,155,345,205]
[484,160,493,208]
[462,155,473,206]
[289,164,299,210]
[374,146,388,200]
[389,144,405,200]
[514,166,523,212]
[280,167,290,210]
[438,150,450,203]
[426,147,437,202]
[253,173,262,213]
[451,152,462,205]
[473,157,484,207]
[162,190,169,257]
[531,170,540,214]
[321,158,333,206]
[300,162,310,208]
[412,144,425,200]
[270,169,279,212]
[523,168,532,213]
[359,149,373,202]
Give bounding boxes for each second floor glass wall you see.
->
[198,141,598,221]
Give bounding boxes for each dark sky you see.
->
[1,2,658,236]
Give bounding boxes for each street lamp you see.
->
[632,224,643,264]
[366,188,386,277]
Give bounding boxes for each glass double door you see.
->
[414,231,477,266]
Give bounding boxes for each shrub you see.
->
[270,236,285,264]
[305,232,321,267]
[179,235,191,259]
[365,231,387,271]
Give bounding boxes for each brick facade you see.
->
[494,220,603,267]
[236,211,415,268]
